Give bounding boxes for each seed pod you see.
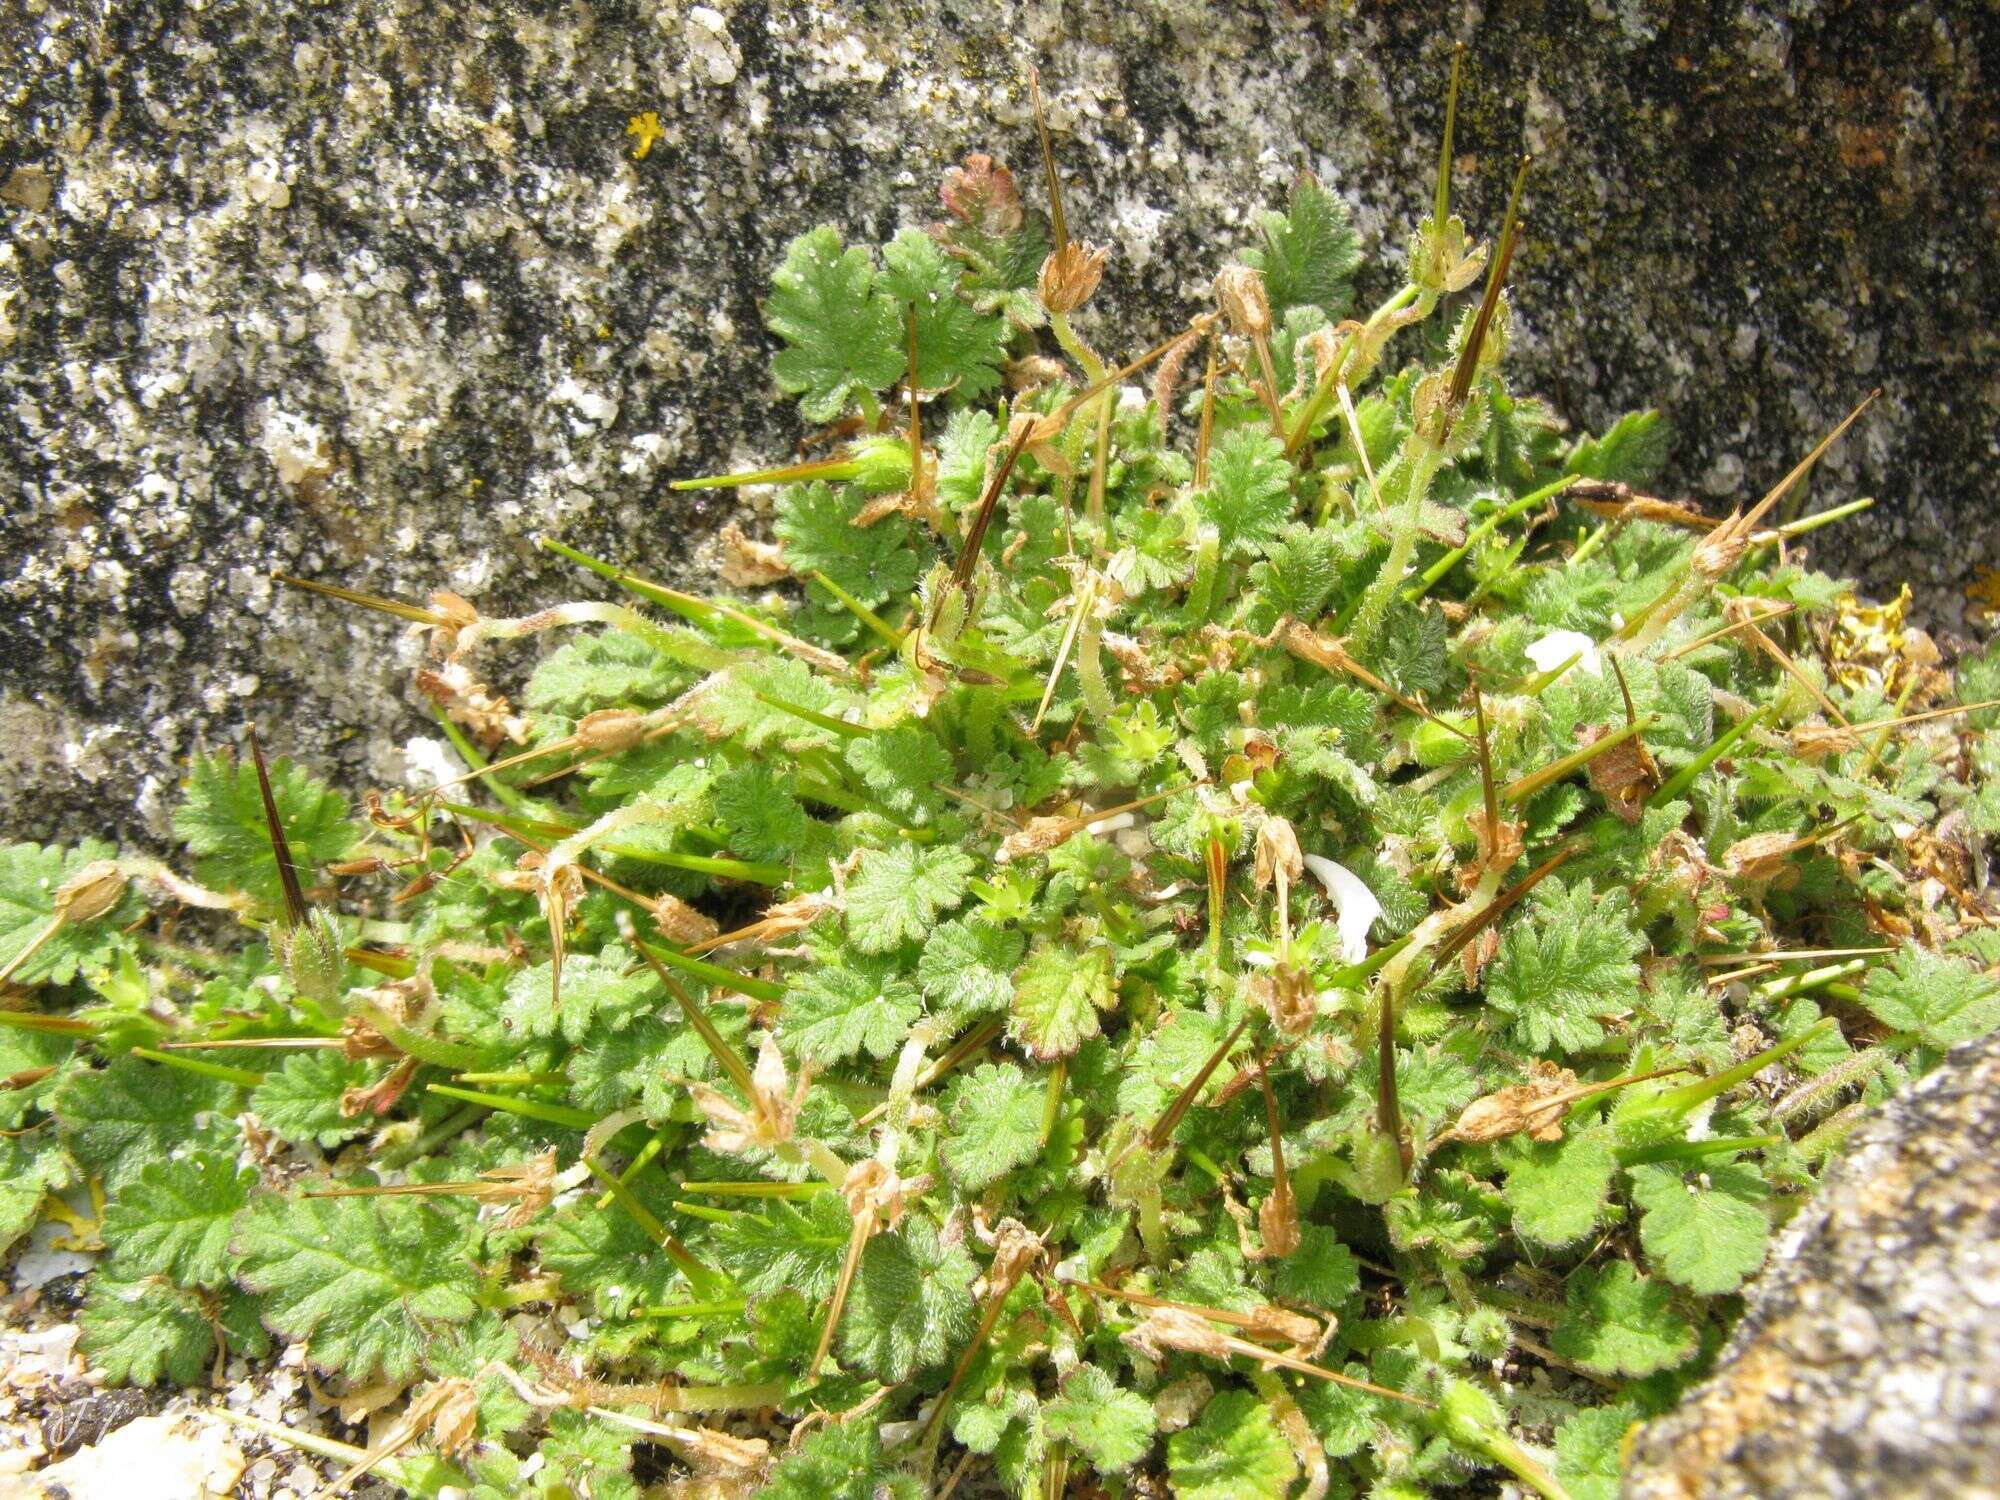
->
[54,861,127,924]
[1214,266,1272,339]
[652,891,720,946]
[574,707,647,754]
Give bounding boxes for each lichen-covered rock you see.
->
[2,0,1995,845]
[1624,1028,2000,1499]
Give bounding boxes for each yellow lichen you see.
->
[626,111,665,161]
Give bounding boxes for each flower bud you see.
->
[282,906,347,1004]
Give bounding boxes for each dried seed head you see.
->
[987,1218,1044,1291]
[1005,353,1069,392]
[841,1156,909,1227]
[1464,807,1524,883]
[1258,1176,1301,1259]
[1213,266,1272,339]
[1038,239,1106,316]
[1246,1303,1318,1348]
[1723,830,1808,882]
[1582,723,1659,822]
[428,591,480,633]
[1254,963,1317,1039]
[428,1379,479,1455]
[996,814,1075,864]
[574,707,647,754]
[1790,721,1855,761]
[1253,817,1304,892]
[54,861,126,924]
[717,521,789,587]
[1445,1061,1577,1144]
[690,1036,806,1156]
[1124,1306,1234,1363]
[482,1147,560,1228]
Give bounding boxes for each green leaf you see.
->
[837,1217,977,1383]
[249,1051,375,1148]
[847,724,952,825]
[1272,1224,1361,1308]
[541,1410,639,1500]
[713,1193,850,1300]
[172,750,359,906]
[1567,410,1672,487]
[1009,941,1112,1060]
[844,843,974,953]
[1483,879,1641,1054]
[765,227,904,423]
[1857,945,1999,1050]
[0,1135,70,1256]
[1502,1125,1619,1249]
[915,918,1023,1021]
[55,1057,240,1192]
[1044,1363,1157,1474]
[1629,1161,1770,1295]
[1550,1261,1697,1377]
[775,481,926,609]
[784,962,921,1065]
[764,1420,921,1500]
[1168,1387,1300,1500]
[941,1062,1044,1190]
[1555,1404,1638,1500]
[0,840,134,986]
[81,1274,218,1386]
[503,949,659,1045]
[526,629,685,716]
[880,228,1008,401]
[1194,427,1294,560]
[235,1193,481,1381]
[536,1196,685,1318]
[102,1157,255,1288]
[1242,176,1360,319]
[712,762,814,863]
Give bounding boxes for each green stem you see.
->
[1753,958,1871,1003]
[1650,706,1772,806]
[1406,475,1576,602]
[1641,1020,1835,1119]
[1353,445,1443,652]
[584,1157,728,1295]
[433,714,529,813]
[606,846,790,886]
[631,1299,749,1318]
[130,1045,261,1088]
[426,1082,595,1130]
[378,1103,486,1169]
[631,941,785,1004]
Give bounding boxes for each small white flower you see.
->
[1303,855,1384,964]
[1524,628,1602,678]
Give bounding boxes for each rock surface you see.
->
[1624,1028,2000,1499]
[3,0,1997,846]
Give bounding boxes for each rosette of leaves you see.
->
[3,72,1995,1500]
